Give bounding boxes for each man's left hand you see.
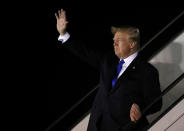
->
[130,103,142,123]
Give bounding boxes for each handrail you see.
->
[139,10,184,52]
[148,94,184,130]
[46,10,184,131]
[121,73,184,130]
[45,85,99,131]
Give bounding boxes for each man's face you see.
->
[113,31,133,59]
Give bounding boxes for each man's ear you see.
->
[130,42,136,49]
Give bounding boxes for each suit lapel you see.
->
[105,58,118,92]
[110,55,140,93]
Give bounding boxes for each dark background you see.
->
[44,7,183,130]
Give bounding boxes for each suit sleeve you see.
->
[57,36,105,70]
[141,66,162,116]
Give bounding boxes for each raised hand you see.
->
[130,103,142,123]
[55,9,68,36]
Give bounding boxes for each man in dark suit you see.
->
[55,9,162,131]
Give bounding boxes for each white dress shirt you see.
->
[58,32,138,78]
[117,52,138,78]
[58,32,70,43]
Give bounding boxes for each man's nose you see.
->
[113,41,118,46]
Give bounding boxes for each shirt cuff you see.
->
[58,32,70,43]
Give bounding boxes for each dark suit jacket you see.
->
[58,36,162,131]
